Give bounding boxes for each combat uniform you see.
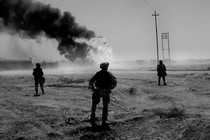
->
[89,62,117,128]
[157,60,167,85]
[33,64,45,96]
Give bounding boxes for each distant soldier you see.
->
[33,63,45,96]
[89,62,117,129]
[157,60,167,86]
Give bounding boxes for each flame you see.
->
[76,36,113,63]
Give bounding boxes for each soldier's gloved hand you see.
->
[88,86,96,92]
[92,88,97,92]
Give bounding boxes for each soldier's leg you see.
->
[34,82,38,95]
[158,76,161,85]
[91,94,100,127]
[102,94,110,125]
[40,83,44,94]
[163,76,167,85]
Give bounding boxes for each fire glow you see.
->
[76,36,113,63]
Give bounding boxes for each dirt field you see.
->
[1,68,210,140]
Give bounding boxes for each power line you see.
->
[143,0,155,11]
[135,0,160,63]
[135,0,153,14]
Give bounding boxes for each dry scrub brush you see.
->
[153,102,185,118]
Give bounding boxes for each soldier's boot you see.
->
[90,112,98,128]
[102,120,110,130]
[34,91,40,96]
[102,108,110,130]
[90,118,99,132]
[34,86,39,96]
[41,89,44,94]
[90,118,97,127]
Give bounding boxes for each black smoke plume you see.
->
[0,0,96,62]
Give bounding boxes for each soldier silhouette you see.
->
[157,60,167,86]
[33,63,45,96]
[89,62,117,130]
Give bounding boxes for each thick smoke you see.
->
[0,0,97,62]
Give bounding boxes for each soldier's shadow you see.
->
[79,126,115,140]
[65,117,116,139]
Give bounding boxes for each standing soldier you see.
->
[157,60,167,86]
[33,63,45,96]
[89,62,117,130]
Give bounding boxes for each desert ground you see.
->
[1,66,210,140]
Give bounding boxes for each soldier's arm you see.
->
[109,72,117,89]
[41,69,44,76]
[110,72,116,81]
[32,69,35,76]
[157,65,159,72]
[89,73,97,91]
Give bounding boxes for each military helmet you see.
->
[36,63,41,67]
[100,62,109,69]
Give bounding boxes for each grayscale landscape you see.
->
[1,63,210,139]
[1,0,210,139]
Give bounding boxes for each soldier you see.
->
[89,62,117,130]
[157,60,167,86]
[33,63,45,96]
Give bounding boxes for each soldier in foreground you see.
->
[157,60,167,86]
[89,62,117,130]
[33,63,45,96]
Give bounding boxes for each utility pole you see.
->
[152,10,159,64]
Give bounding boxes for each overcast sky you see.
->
[1,0,210,61]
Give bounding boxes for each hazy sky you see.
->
[1,0,210,61]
